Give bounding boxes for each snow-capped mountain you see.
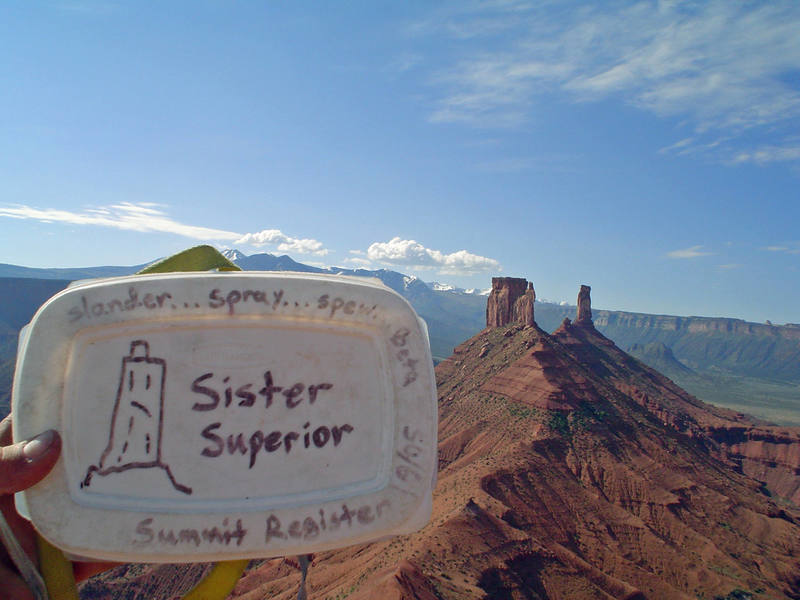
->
[428,281,456,292]
[221,248,247,262]
[427,281,491,296]
[468,287,492,296]
[403,275,419,289]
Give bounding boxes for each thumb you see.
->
[0,430,61,495]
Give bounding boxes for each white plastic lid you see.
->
[12,272,436,562]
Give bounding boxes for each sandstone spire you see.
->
[486,277,535,327]
[576,284,592,325]
[513,281,535,327]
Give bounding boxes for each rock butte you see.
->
[486,277,535,328]
[81,281,800,600]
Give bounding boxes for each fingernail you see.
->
[23,430,56,460]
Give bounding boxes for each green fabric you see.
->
[137,245,241,274]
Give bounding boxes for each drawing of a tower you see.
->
[103,340,164,465]
[82,339,191,494]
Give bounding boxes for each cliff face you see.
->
[593,311,800,381]
[596,312,800,339]
[706,426,800,505]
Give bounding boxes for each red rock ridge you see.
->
[481,337,603,411]
[84,282,800,600]
[221,303,800,598]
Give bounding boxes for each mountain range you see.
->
[2,251,799,426]
[2,263,798,597]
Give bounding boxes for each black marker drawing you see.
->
[82,340,192,495]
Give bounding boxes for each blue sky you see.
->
[1,1,799,324]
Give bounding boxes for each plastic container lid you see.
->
[12,272,437,562]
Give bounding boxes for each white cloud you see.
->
[419,1,800,163]
[0,202,331,255]
[234,229,329,256]
[666,245,713,259]
[364,237,501,275]
[0,202,241,240]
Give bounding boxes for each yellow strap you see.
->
[37,246,246,600]
[182,559,250,600]
[37,533,78,600]
[39,534,247,600]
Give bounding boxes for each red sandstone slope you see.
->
[82,279,800,599]
[220,280,800,600]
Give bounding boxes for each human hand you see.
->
[0,415,117,599]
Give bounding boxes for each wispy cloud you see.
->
[667,245,713,259]
[363,236,501,275]
[764,243,800,255]
[732,144,800,165]
[0,203,330,255]
[719,263,742,270]
[417,1,800,163]
[0,202,241,240]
